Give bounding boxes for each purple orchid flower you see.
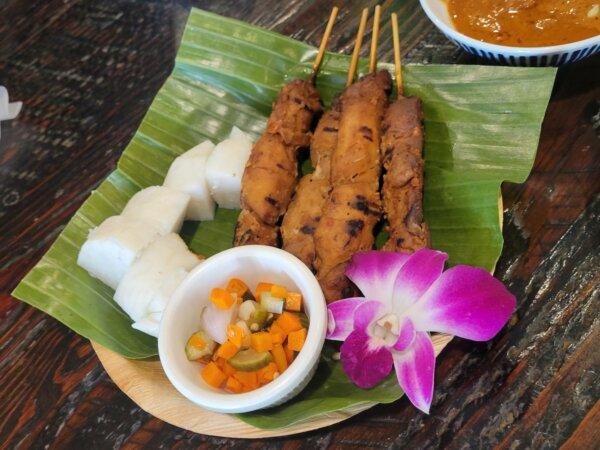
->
[326,249,516,413]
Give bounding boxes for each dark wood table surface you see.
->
[1,1,599,448]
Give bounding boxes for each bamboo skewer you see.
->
[391,12,403,95]
[311,7,339,83]
[346,8,369,87]
[369,5,381,73]
[380,11,430,253]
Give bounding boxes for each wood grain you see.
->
[1,0,598,448]
[91,335,454,438]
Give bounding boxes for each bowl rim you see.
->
[419,0,600,55]
[158,245,327,413]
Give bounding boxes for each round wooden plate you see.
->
[92,334,454,438]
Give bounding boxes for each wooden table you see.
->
[1,1,598,448]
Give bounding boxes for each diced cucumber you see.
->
[250,304,269,329]
[229,348,273,371]
[260,292,284,314]
[185,330,216,361]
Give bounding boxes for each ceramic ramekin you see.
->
[158,245,327,414]
[419,0,600,66]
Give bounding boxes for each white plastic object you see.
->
[0,86,22,142]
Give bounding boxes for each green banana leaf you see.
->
[12,8,556,428]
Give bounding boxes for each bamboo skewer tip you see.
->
[391,12,403,96]
[369,5,381,74]
[346,8,369,87]
[311,7,339,80]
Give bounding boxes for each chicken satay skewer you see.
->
[234,9,338,246]
[381,13,429,252]
[314,7,392,302]
[282,9,369,267]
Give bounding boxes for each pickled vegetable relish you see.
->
[185,278,308,393]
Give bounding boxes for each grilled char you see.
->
[281,105,340,267]
[234,80,321,246]
[314,71,391,302]
[381,96,429,252]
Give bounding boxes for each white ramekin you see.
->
[419,0,600,66]
[158,245,327,414]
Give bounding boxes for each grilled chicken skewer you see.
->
[281,8,371,267]
[281,102,340,266]
[234,8,338,246]
[381,13,429,252]
[314,6,392,302]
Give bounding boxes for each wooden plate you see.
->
[92,334,453,438]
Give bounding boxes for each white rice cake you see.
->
[77,215,161,290]
[114,233,202,337]
[206,126,253,209]
[163,140,216,221]
[122,185,190,235]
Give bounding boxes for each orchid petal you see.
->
[326,297,365,341]
[393,318,415,351]
[392,249,448,314]
[346,251,410,308]
[393,331,435,414]
[341,329,393,388]
[409,266,516,341]
[353,300,387,332]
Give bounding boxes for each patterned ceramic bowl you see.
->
[419,0,600,66]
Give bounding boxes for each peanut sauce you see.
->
[446,0,600,47]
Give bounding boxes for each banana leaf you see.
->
[12,8,556,428]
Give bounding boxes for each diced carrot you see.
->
[189,334,206,350]
[284,342,295,364]
[234,370,259,390]
[287,328,307,352]
[226,278,249,297]
[201,362,227,388]
[250,331,273,352]
[270,284,288,299]
[269,325,285,345]
[210,287,235,310]
[257,362,278,384]
[274,311,303,334]
[225,376,243,393]
[227,324,244,348]
[241,384,255,393]
[215,340,239,360]
[217,359,236,377]
[284,292,302,312]
[254,282,273,299]
[271,344,288,373]
[270,322,287,337]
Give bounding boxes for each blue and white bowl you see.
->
[419,0,600,66]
